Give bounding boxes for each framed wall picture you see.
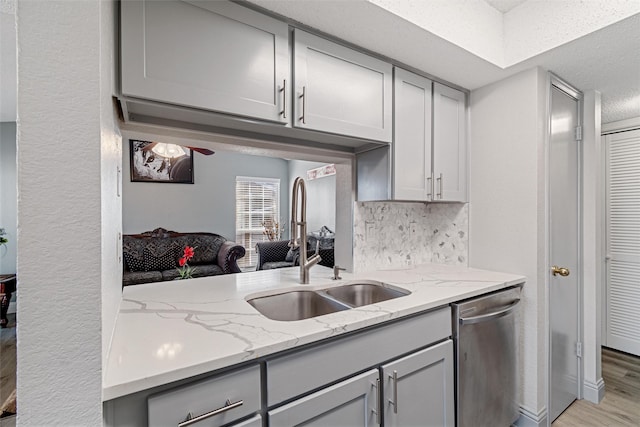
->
[129,139,194,184]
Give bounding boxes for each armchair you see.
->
[255,239,335,271]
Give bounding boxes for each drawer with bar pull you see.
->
[147,364,260,427]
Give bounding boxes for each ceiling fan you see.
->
[141,141,215,158]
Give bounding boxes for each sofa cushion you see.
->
[123,271,162,286]
[176,234,226,265]
[143,243,177,271]
[161,264,225,281]
[123,251,145,272]
[123,236,147,272]
[263,261,295,270]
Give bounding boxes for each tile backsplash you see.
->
[353,201,468,272]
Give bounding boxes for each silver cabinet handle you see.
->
[436,173,443,199]
[426,173,433,199]
[459,299,520,325]
[178,399,243,427]
[280,79,287,119]
[388,370,398,414]
[371,378,381,425]
[300,86,306,124]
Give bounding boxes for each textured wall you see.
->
[0,122,16,274]
[469,67,548,423]
[17,0,104,424]
[352,201,468,272]
[100,0,123,378]
[288,160,336,233]
[122,146,289,240]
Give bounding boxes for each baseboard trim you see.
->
[515,405,548,427]
[583,377,605,404]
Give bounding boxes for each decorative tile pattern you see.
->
[353,202,468,272]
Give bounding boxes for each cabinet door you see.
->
[393,68,433,201]
[433,82,467,202]
[382,340,454,427]
[269,369,380,426]
[293,29,392,142]
[121,0,289,124]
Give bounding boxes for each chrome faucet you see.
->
[289,177,321,284]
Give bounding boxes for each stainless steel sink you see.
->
[247,291,350,321]
[324,281,410,307]
[247,282,410,321]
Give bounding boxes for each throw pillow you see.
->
[123,251,145,272]
[143,246,177,271]
[285,247,299,263]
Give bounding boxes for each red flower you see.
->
[179,257,187,267]
[183,246,195,260]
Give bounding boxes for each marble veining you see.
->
[103,263,524,401]
[353,202,469,272]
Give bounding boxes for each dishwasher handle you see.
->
[459,299,520,325]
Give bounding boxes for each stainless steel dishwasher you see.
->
[452,285,522,427]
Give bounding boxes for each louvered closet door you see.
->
[605,128,640,356]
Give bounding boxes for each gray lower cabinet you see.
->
[146,364,261,427]
[382,340,455,427]
[293,29,393,142]
[269,369,380,426]
[104,308,453,427]
[120,0,289,124]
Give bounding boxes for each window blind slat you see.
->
[235,176,280,268]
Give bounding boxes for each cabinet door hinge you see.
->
[576,342,582,358]
[574,126,583,141]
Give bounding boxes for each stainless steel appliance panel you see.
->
[453,285,522,427]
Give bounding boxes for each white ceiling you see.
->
[1,0,639,124]
[248,0,640,124]
[484,0,528,13]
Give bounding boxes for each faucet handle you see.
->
[333,265,346,280]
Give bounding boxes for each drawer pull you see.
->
[178,399,243,427]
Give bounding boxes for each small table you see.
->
[0,274,16,328]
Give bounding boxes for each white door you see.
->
[605,129,640,356]
[549,82,581,422]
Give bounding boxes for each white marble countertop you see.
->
[103,263,525,401]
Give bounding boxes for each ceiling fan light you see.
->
[151,143,186,158]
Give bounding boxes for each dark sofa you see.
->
[122,227,246,286]
[255,239,334,271]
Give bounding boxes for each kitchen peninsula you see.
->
[104,263,524,426]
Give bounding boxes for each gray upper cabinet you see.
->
[433,82,467,202]
[393,68,433,201]
[269,369,379,426]
[120,0,289,124]
[357,69,468,202]
[382,340,455,427]
[293,29,393,143]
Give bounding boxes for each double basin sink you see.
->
[247,280,410,321]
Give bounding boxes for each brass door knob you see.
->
[551,265,570,277]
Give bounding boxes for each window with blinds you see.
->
[236,176,280,268]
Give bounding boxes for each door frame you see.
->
[545,73,584,424]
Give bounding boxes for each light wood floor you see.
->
[553,347,640,427]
